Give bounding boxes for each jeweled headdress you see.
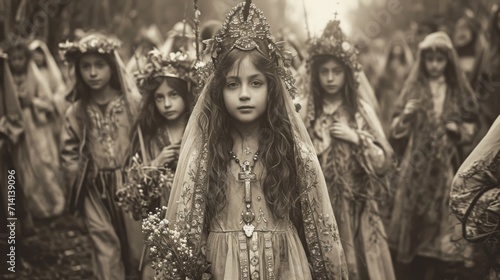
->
[59,33,121,63]
[201,1,297,98]
[134,48,195,90]
[307,19,362,74]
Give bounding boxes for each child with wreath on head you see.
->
[129,49,195,279]
[131,48,195,186]
[6,41,65,222]
[162,1,348,279]
[59,32,144,280]
[302,19,396,280]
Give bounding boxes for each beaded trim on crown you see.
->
[307,20,362,75]
[134,48,195,89]
[199,2,297,99]
[59,33,121,63]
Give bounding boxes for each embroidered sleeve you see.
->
[296,142,349,280]
[450,153,500,242]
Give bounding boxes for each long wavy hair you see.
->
[309,55,359,124]
[199,49,300,224]
[131,76,191,156]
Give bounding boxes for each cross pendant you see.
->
[239,160,257,237]
[238,161,257,203]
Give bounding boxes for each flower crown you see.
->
[59,33,121,63]
[307,20,362,74]
[200,1,297,98]
[134,49,195,90]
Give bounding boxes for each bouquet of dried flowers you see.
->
[143,207,212,280]
[116,154,174,221]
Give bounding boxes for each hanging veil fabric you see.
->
[166,74,349,279]
[164,2,348,279]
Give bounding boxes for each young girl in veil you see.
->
[163,2,348,279]
[303,19,395,280]
[389,32,478,277]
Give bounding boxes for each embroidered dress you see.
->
[206,162,314,279]
[167,135,348,279]
[451,116,500,280]
[60,34,143,280]
[304,17,394,280]
[311,102,395,280]
[62,95,141,279]
[389,32,478,263]
[164,3,348,279]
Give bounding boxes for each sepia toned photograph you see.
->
[0,0,499,279]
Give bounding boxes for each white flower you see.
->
[341,42,351,52]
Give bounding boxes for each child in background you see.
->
[305,19,395,280]
[59,33,143,280]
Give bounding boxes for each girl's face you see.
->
[223,56,268,126]
[154,79,186,122]
[33,49,46,68]
[424,50,447,79]
[79,53,112,91]
[9,49,28,75]
[453,19,473,47]
[318,59,345,96]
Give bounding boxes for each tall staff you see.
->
[193,0,201,62]
[302,0,311,40]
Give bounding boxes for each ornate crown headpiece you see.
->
[59,33,121,63]
[200,1,297,98]
[134,48,195,90]
[307,20,362,74]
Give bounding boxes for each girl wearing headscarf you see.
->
[389,32,478,272]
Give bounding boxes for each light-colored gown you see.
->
[11,63,65,219]
[207,162,312,279]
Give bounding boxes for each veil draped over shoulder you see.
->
[166,74,349,278]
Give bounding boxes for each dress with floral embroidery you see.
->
[311,102,395,280]
[61,94,143,279]
[206,161,313,279]
[167,139,349,280]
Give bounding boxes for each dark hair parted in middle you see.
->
[199,49,301,226]
[309,55,359,123]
